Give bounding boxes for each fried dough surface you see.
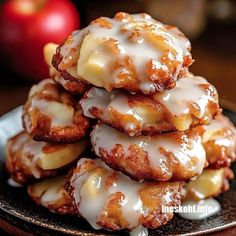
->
[81,75,219,136]
[68,158,184,231]
[6,131,88,184]
[91,123,206,181]
[53,12,193,95]
[22,79,90,143]
[44,43,88,95]
[28,175,77,215]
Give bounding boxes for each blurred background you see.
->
[0,0,236,116]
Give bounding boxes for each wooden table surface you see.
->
[0,19,235,236]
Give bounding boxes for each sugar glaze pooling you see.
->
[179,198,221,220]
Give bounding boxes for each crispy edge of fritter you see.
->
[91,124,206,182]
[22,84,91,144]
[5,132,58,185]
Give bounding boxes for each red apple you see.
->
[0,0,79,80]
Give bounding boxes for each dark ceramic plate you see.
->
[0,107,236,236]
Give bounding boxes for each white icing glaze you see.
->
[11,132,45,178]
[29,79,55,97]
[41,185,64,204]
[54,74,68,87]
[81,75,218,134]
[11,132,29,153]
[29,79,74,127]
[81,87,143,135]
[203,115,236,145]
[60,13,190,94]
[130,225,149,236]
[154,75,217,118]
[81,87,111,119]
[10,132,86,184]
[71,158,183,232]
[22,137,45,178]
[179,198,221,220]
[59,29,86,67]
[9,132,42,178]
[204,117,223,134]
[91,124,206,176]
[29,175,67,209]
[7,178,23,187]
[31,99,74,126]
[71,158,146,230]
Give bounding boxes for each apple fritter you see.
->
[184,167,234,202]
[22,79,90,143]
[54,74,88,95]
[44,43,88,95]
[52,12,193,95]
[81,75,219,136]
[28,175,77,215]
[91,123,207,181]
[68,158,184,231]
[203,114,236,168]
[6,131,88,184]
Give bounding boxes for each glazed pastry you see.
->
[54,73,88,95]
[28,174,76,215]
[44,43,88,95]
[53,12,193,95]
[6,131,88,184]
[68,158,184,232]
[4,9,236,236]
[22,79,90,143]
[203,114,236,168]
[81,75,219,136]
[91,123,206,181]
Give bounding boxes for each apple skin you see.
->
[0,0,79,81]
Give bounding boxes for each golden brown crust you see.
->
[43,42,88,95]
[6,131,88,185]
[6,132,57,184]
[87,96,218,136]
[22,79,90,144]
[54,73,89,95]
[68,158,184,231]
[80,77,219,136]
[82,89,175,136]
[91,123,206,181]
[138,182,183,229]
[97,182,184,230]
[52,12,193,95]
[52,40,90,94]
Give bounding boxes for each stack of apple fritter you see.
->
[6,12,236,235]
